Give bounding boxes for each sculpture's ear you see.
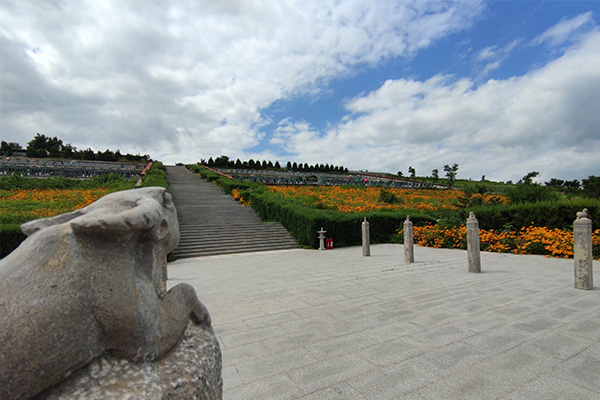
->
[70,199,162,234]
[21,209,86,236]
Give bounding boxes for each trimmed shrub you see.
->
[139,162,168,188]
[249,190,435,248]
[449,199,600,230]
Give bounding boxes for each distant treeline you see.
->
[2,134,150,163]
[202,155,348,173]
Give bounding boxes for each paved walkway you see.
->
[168,244,600,400]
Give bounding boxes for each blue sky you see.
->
[2,1,599,182]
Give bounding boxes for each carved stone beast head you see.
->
[20,186,179,293]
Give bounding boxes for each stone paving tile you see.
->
[537,304,590,322]
[225,373,304,400]
[348,361,438,400]
[502,374,600,400]
[297,383,365,400]
[236,347,319,384]
[222,365,242,391]
[357,335,429,366]
[475,345,562,386]
[243,311,300,329]
[319,313,383,337]
[557,315,600,341]
[454,310,512,333]
[336,294,382,309]
[260,329,331,353]
[444,300,497,316]
[507,315,564,335]
[361,320,424,343]
[214,320,252,336]
[220,341,270,367]
[547,350,600,393]
[288,353,376,394]
[293,303,345,319]
[409,323,478,348]
[220,324,287,348]
[486,303,541,320]
[520,330,595,361]
[408,367,516,400]
[409,342,492,379]
[306,332,378,360]
[461,325,531,354]
[409,310,462,328]
[279,314,339,333]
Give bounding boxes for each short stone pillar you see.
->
[317,227,327,251]
[362,218,370,257]
[466,212,481,273]
[574,209,593,290]
[404,215,414,264]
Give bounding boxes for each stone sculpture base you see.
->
[37,324,222,400]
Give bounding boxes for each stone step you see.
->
[177,235,299,248]
[178,224,295,236]
[166,165,299,258]
[171,242,298,258]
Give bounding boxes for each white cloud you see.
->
[277,30,600,182]
[474,39,520,79]
[533,11,594,47]
[1,0,484,162]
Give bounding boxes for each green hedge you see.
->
[186,165,437,248]
[249,190,435,248]
[449,199,600,230]
[0,173,135,191]
[139,161,168,188]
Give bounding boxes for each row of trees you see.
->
[509,171,600,201]
[203,155,349,173]
[399,164,598,198]
[2,134,150,162]
[399,164,459,186]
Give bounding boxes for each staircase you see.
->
[166,166,299,258]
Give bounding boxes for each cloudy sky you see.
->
[1,0,599,182]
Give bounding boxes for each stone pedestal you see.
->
[574,209,593,290]
[404,215,414,264]
[317,227,327,251]
[38,323,223,399]
[466,212,481,273]
[362,218,370,257]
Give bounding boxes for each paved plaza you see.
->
[168,244,600,400]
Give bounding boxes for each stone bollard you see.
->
[466,212,481,273]
[318,227,327,251]
[574,209,593,290]
[362,218,370,257]
[404,215,414,264]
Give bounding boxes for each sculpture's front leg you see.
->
[157,283,212,356]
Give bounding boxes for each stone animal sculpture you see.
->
[0,187,211,399]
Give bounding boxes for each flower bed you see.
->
[403,223,600,260]
[1,188,109,224]
[266,186,508,213]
